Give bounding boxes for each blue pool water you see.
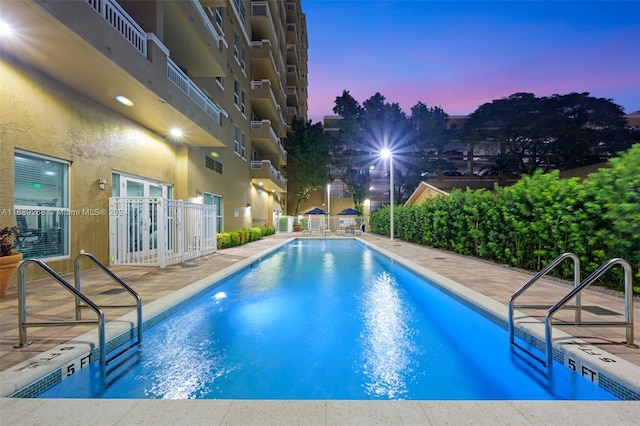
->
[38,239,617,400]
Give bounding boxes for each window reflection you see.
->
[13,151,69,259]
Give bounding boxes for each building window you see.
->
[234,79,239,107]
[233,0,245,25]
[234,125,239,154]
[233,32,239,61]
[13,151,70,259]
[241,90,246,115]
[240,46,246,72]
[241,132,246,159]
[216,76,224,89]
[215,7,223,29]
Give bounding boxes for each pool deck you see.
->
[1,232,639,424]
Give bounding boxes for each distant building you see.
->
[626,111,640,129]
[404,182,449,207]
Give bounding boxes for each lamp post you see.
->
[380,149,394,241]
[327,183,331,231]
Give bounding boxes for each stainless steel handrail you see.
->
[74,253,143,346]
[508,252,581,345]
[544,258,636,367]
[15,259,106,367]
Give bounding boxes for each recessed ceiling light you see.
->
[170,128,183,138]
[115,95,134,107]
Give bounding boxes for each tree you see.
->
[283,118,335,216]
[462,92,546,175]
[409,102,453,179]
[332,91,368,211]
[332,91,417,208]
[462,92,634,174]
[545,92,633,169]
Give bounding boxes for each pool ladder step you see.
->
[15,254,143,374]
[508,253,635,370]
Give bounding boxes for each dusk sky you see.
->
[302,0,640,124]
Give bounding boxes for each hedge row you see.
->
[370,144,640,293]
[217,226,275,249]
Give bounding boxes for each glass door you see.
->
[120,177,169,254]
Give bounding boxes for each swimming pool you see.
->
[35,239,617,400]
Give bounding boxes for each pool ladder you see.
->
[15,253,142,373]
[508,253,636,369]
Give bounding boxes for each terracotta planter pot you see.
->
[0,252,23,298]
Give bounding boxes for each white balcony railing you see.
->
[190,0,222,47]
[86,0,147,55]
[168,58,221,123]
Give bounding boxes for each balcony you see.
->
[286,106,298,119]
[286,44,299,66]
[250,2,277,42]
[250,161,287,193]
[162,0,224,76]
[251,80,284,134]
[286,85,299,104]
[1,0,224,147]
[167,59,221,123]
[286,65,300,86]
[286,1,299,21]
[250,40,283,91]
[251,120,287,164]
[286,23,298,45]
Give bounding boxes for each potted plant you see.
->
[0,227,23,298]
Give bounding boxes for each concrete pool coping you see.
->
[1,235,639,424]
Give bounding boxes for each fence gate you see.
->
[109,197,216,267]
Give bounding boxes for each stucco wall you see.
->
[1,54,178,276]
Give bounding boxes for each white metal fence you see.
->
[109,198,216,268]
[275,215,367,233]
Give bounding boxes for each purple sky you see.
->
[302,0,640,124]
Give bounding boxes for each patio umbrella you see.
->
[304,207,329,231]
[337,208,361,215]
[304,207,329,215]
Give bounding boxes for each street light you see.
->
[327,183,331,231]
[380,149,394,241]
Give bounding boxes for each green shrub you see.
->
[216,226,275,249]
[249,227,262,241]
[217,233,232,249]
[369,144,640,293]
